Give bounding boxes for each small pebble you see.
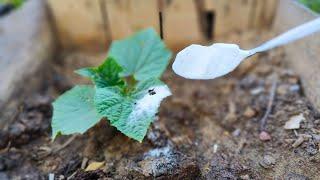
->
[259,155,276,169]
[259,131,271,141]
[289,85,300,92]
[240,174,250,180]
[232,129,241,137]
[312,134,320,141]
[243,107,256,118]
[284,114,305,130]
[48,173,54,180]
[213,144,219,153]
[277,84,288,95]
[250,87,264,95]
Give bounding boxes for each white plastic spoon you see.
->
[172,17,320,80]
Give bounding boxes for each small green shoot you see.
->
[51,28,172,142]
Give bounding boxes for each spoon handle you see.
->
[249,17,320,55]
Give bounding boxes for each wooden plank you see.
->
[204,0,255,37]
[47,0,106,50]
[0,0,53,126]
[104,0,159,40]
[263,0,278,27]
[252,0,278,29]
[250,0,264,28]
[162,0,205,50]
[273,0,320,110]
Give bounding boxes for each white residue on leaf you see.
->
[284,113,305,130]
[127,85,172,124]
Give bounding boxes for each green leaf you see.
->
[108,28,172,81]
[52,28,173,142]
[299,0,320,13]
[51,85,102,139]
[94,78,171,142]
[94,86,133,124]
[0,0,24,8]
[75,57,125,88]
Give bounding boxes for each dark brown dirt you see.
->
[1,35,320,179]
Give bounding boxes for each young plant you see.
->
[51,28,172,142]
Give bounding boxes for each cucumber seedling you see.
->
[51,28,172,142]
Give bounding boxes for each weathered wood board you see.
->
[204,0,278,37]
[0,0,53,126]
[47,0,106,50]
[162,0,205,49]
[273,0,320,110]
[204,0,254,36]
[46,0,279,50]
[104,0,159,40]
[251,0,278,29]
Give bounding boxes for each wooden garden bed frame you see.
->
[0,0,53,126]
[46,0,278,50]
[274,0,320,110]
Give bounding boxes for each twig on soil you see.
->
[291,136,305,148]
[67,171,77,180]
[53,135,77,153]
[260,77,278,131]
[81,157,89,169]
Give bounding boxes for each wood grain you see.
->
[162,0,205,50]
[274,0,320,110]
[204,0,254,36]
[104,0,159,40]
[252,0,278,29]
[0,0,53,126]
[47,0,106,50]
[46,0,279,49]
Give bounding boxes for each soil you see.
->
[1,32,320,179]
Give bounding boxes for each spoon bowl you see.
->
[172,43,250,79]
